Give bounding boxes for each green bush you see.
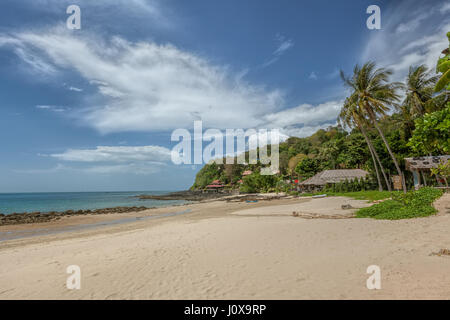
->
[324,177,375,193]
[240,172,280,193]
[356,187,444,220]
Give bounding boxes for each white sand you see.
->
[231,197,372,217]
[0,194,449,300]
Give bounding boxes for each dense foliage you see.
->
[240,172,280,193]
[408,105,450,155]
[192,33,449,193]
[435,32,450,92]
[323,178,377,193]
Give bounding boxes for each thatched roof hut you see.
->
[299,169,369,187]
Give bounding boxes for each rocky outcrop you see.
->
[0,206,149,226]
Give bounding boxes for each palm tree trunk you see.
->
[366,137,383,191]
[368,136,392,191]
[358,125,382,191]
[368,112,407,193]
[358,122,391,191]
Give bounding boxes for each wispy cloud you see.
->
[440,2,450,14]
[262,100,343,138]
[34,145,173,175]
[273,34,294,55]
[361,0,450,82]
[2,26,284,133]
[36,105,68,112]
[262,34,294,68]
[49,145,171,164]
[68,86,83,92]
[395,12,430,34]
[19,0,167,24]
[13,163,68,174]
[308,72,318,80]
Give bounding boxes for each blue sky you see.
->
[0,0,449,192]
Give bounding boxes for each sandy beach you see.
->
[0,194,449,300]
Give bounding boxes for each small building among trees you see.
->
[299,169,370,192]
[405,156,449,190]
[205,180,225,193]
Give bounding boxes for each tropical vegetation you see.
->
[356,187,444,220]
[192,32,450,200]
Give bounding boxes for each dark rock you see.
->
[0,205,152,226]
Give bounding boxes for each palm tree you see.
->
[403,65,439,117]
[338,98,391,191]
[341,62,406,192]
[403,65,445,186]
[434,31,450,93]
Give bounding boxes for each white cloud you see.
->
[68,86,83,92]
[282,124,337,139]
[14,46,58,75]
[24,0,164,20]
[262,34,294,68]
[50,145,171,164]
[395,13,430,34]
[262,101,342,137]
[3,27,284,133]
[440,2,450,14]
[361,1,450,82]
[274,38,294,55]
[36,105,68,112]
[41,145,172,175]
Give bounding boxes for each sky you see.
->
[0,0,449,193]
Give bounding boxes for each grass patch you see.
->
[356,187,444,220]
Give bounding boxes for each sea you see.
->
[0,191,187,215]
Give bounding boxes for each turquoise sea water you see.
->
[0,191,186,215]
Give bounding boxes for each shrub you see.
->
[356,187,444,220]
[240,172,280,193]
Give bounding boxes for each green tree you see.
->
[435,32,450,93]
[338,97,391,191]
[408,105,450,155]
[341,62,406,192]
[402,65,439,117]
[240,172,279,193]
[295,158,320,180]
